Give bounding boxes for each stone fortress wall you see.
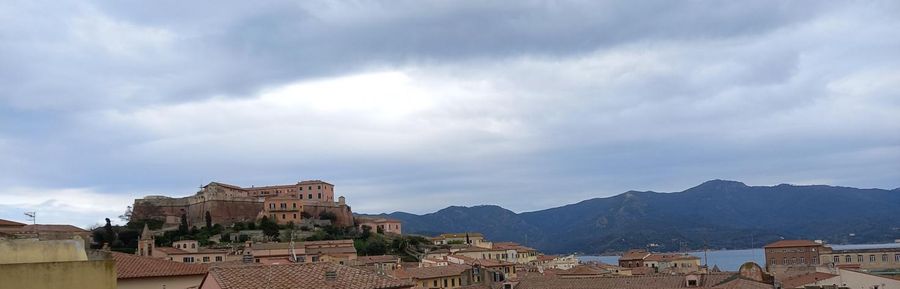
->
[132,181,353,228]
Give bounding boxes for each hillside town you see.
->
[3,180,900,289]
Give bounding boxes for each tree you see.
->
[319,211,337,222]
[360,225,372,240]
[205,211,212,229]
[103,218,116,246]
[177,214,189,236]
[119,206,133,223]
[259,216,280,239]
[233,222,246,231]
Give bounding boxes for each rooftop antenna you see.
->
[289,233,298,262]
[24,211,36,225]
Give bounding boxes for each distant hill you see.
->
[362,180,900,254]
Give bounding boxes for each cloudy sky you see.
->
[1,1,898,228]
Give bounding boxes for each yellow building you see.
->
[0,238,116,289]
[392,264,472,289]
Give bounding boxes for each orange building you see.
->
[263,197,304,225]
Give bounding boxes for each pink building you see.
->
[357,217,402,235]
[245,180,335,202]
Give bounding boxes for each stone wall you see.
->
[133,192,354,228]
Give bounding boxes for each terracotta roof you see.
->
[358,217,402,224]
[493,242,537,252]
[779,272,838,289]
[516,273,771,289]
[0,219,26,227]
[297,180,333,186]
[645,253,701,262]
[762,240,821,248]
[537,255,557,262]
[205,263,413,289]
[621,250,651,261]
[111,252,209,279]
[392,264,471,280]
[355,255,400,265]
[557,265,608,276]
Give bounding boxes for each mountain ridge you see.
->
[359,180,900,254]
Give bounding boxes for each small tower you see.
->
[136,223,155,257]
[338,196,345,205]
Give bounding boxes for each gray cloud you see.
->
[0,1,898,226]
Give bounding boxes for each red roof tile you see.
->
[392,264,471,280]
[111,252,209,279]
[762,240,821,248]
[205,263,413,289]
[0,219,26,227]
[779,272,837,289]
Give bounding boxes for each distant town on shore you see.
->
[2,178,899,289]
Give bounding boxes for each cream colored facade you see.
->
[786,267,900,289]
[118,275,204,289]
[819,247,900,271]
[0,239,116,289]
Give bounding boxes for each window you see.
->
[799,257,804,264]
[318,185,321,189]
[318,193,322,199]
[299,187,303,191]
[858,255,863,262]
[183,257,194,263]
[834,256,840,263]
[293,213,297,219]
[870,255,876,262]
[292,203,297,208]
[846,255,852,262]
[282,214,286,219]
[444,279,448,287]
[308,186,312,190]
[895,255,900,262]
[299,194,303,199]
[770,259,776,265]
[191,243,196,249]
[433,281,438,287]
[451,278,456,286]
[308,194,312,199]
[783,258,788,265]
[312,256,319,262]
[883,254,888,262]
[269,203,275,209]
[215,256,223,262]
[812,257,818,264]
[203,256,210,262]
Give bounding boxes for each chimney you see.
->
[325,270,337,281]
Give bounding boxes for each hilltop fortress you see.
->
[131,180,354,228]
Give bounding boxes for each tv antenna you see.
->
[24,211,36,225]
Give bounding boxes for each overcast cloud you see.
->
[1,1,898,227]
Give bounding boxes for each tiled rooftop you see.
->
[206,263,413,289]
[392,264,471,280]
[762,240,821,248]
[111,251,209,279]
[516,273,772,289]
